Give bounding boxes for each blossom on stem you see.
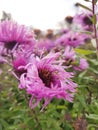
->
[12,48,36,78]
[0,20,36,52]
[55,31,89,48]
[62,46,89,71]
[19,52,77,109]
[73,58,89,71]
[73,12,97,31]
[35,39,54,52]
[63,46,76,66]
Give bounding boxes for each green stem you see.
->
[31,109,42,130]
[24,93,42,130]
[92,0,98,57]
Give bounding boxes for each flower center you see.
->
[63,58,73,66]
[83,16,92,26]
[68,38,77,41]
[38,68,53,87]
[5,41,17,50]
[15,68,27,77]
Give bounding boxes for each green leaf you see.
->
[91,39,96,48]
[89,67,98,74]
[56,105,67,109]
[75,3,92,11]
[87,124,98,129]
[0,124,2,130]
[0,119,9,128]
[86,114,98,120]
[75,48,95,55]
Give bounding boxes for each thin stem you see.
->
[31,109,42,130]
[92,0,98,56]
[24,93,42,130]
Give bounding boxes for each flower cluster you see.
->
[0,12,90,109]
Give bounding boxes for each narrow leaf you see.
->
[75,3,92,12]
[75,48,94,55]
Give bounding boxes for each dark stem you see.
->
[86,87,92,104]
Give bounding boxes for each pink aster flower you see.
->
[0,20,36,52]
[63,46,76,66]
[74,13,92,25]
[62,46,89,71]
[35,39,54,52]
[55,31,89,48]
[73,58,89,71]
[13,56,27,78]
[12,48,35,78]
[63,46,76,60]
[73,12,98,31]
[19,52,77,109]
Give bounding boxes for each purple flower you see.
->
[35,39,54,52]
[73,12,97,31]
[60,29,69,35]
[55,31,89,48]
[0,20,36,51]
[13,56,27,78]
[62,46,89,71]
[63,46,76,61]
[19,52,77,109]
[74,13,92,26]
[12,49,35,78]
[73,58,89,71]
[63,46,76,66]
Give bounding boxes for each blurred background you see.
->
[0,0,90,30]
